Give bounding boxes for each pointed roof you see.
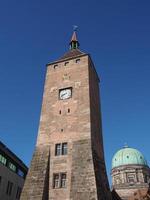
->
[58,30,86,61]
[69,30,80,50]
[71,31,78,42]
[47,29,88,65]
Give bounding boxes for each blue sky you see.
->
[0,0,150,184]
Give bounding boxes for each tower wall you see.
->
[20,146,50,200]
[88,57,112,199]
[21,53,111,200]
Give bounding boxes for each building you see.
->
[20,31,112,200]
[111,145,150,200]
[0,141,28,200]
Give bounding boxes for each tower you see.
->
[21,31,112,200]
[111,146,150,200]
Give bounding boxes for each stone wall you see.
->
[21,53,112,200]
[20,146,50,200]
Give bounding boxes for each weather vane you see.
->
[73,25,78,31]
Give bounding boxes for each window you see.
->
[53,174,59,188]
[16,187,22,199]
[75,58,80,63]
[53,173,67,189]
[55,144,61,156]
[6,181,13,196]
[54,64,58,69]
[62,143,67,155]
[59,110,61,115]
[61,129,63,132]
[55,143,68,156]
[68,108,70,113]
[61,173,67,188]
[115,178,121,185]
[8,162,16,172]
[128,176,135,183]
[64,61,69,66]
[144,175,148,183]
[17,169,25,178]
[0,154,7,165]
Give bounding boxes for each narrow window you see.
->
[62,143,67,155]
[55,144,61,156]
[75,58,80,63]
[16,187,22,199]
[6,182,9,195]
[128,176,135,183]
[59,110,61,115]
[68,108,70,113]
[54,64,58,69]
[0,176,2,187]
[61,129,63,132]
[61,173,67,188]
[6,181,13,196]
[64,61,69,66]
[53,174,59,188]
[144,175,148,183]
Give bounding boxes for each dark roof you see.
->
[0,141,28,171]
[59,49,86,61]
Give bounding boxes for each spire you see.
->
[70,26,80,50]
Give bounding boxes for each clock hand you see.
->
[61,92,67,97]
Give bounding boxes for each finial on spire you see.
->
[70,26,80,50]
[124,143,129,148]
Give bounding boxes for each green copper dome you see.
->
[112,146,147,169]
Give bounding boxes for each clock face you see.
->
[59,88,72,100]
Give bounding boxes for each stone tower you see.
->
[21,31,112,200]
